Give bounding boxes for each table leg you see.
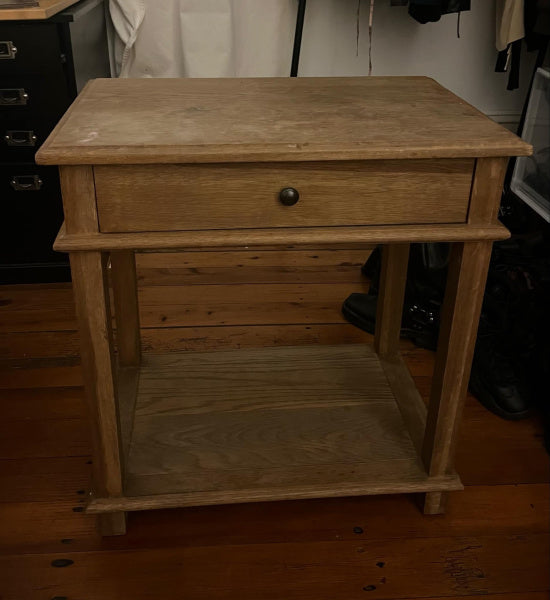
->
[421,241,493,514]
[374,243,410,358]
[70,251,126,535]
[110,250,141,367]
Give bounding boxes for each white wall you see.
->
[299,0,534,123]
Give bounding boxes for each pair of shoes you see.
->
[341,292,439,351]
[345,244,445,351]
[343,242,538,421]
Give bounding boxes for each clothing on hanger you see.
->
[496,0,524,52]
[407,0,470,24]
[495,0,550,90]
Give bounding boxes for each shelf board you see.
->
[89,345,462,513]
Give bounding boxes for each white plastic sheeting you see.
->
[109,0,297,77]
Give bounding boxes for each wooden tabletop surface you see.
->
[0,0,79,20]
[36,76,532,165]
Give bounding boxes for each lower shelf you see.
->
[88,344,462,514]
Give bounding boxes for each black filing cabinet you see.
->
[0,0,110,283]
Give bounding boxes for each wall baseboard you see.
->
[488,112,521,133]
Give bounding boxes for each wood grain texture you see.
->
[112,345,462,509]
[1,264,549,598]
[0,416,88,459]
[0,0,78,20]
[0,456,91,503]
[0,324,373,361]
[422,241,494,514]
[94,160,472,232]
[53,222,511,252]
[110,251,141,366]
[0,281,366,333]
[380,355,427,455]
[118,366,139,467]
[94,471,462,512]
[468,157,509,225]
[35,77,532,165]
[58,166,99,235]
[135,248,370,285]
[133,345,395,417]
[69,252,123,501]
[374,243,410,357]
[2,535,548,600]
[2,483,547,555]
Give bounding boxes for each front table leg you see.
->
[70,251,126,535]
[421,241,493,514]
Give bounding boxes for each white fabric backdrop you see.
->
[109,0,297,77]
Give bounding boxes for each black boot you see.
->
[342,244,445,352]
[342,242,535,420]
[469,315,533,420]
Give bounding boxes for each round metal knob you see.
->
[279,187,299,206]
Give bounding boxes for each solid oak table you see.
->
[36,77,531,535]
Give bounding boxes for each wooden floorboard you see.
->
[1,484,547,556]
[1,534,548,600]
[0,249,548,599]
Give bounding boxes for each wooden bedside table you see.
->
[36,77,531,536]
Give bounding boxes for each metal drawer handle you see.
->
[0,88,28,105]
[0,41,17,60]
[4,130,37,146]
[10,175,43,191]
[279,187,300,206]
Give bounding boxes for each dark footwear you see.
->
[341,292,377,334]
[341,292,439,351]
[469,327,533,420]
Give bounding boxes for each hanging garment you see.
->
[495,0,550,90]
[525,0,550,49]
[109,0,296,78]
[408,0,470,24]
[496,0,524,52]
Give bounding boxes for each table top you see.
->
[36,76,532,165]
[0,0,79,20]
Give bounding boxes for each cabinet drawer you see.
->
[94,159,474,233]
[0,164,63,264]
[0,22,64,74]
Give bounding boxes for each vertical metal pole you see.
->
[291,0,307,77]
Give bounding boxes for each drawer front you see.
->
[0,22,66,75]
[0,164,63,264]
[0,72,71,123]
[0,114,59,163]
[95,159,474,233]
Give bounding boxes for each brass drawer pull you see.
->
[279,187,299,206]
[0,88,28,105]
[0,41,17,60]
[4,130,37,146]
[10,174,43,191]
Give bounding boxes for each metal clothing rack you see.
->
[291,0,307,77]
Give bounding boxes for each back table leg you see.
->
[421,241,493,514]
[70,251,126,535]
[110,250,141,368]
[374,244,410,358]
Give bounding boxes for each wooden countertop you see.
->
[36,76,532,165]
[0,0,79,20]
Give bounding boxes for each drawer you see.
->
[94,159,474,233]
[0,164,63,264]
[0,22,65,75]
[0,72,71,123]
[0,115,59,163]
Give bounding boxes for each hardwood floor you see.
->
[0,249,548,600]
